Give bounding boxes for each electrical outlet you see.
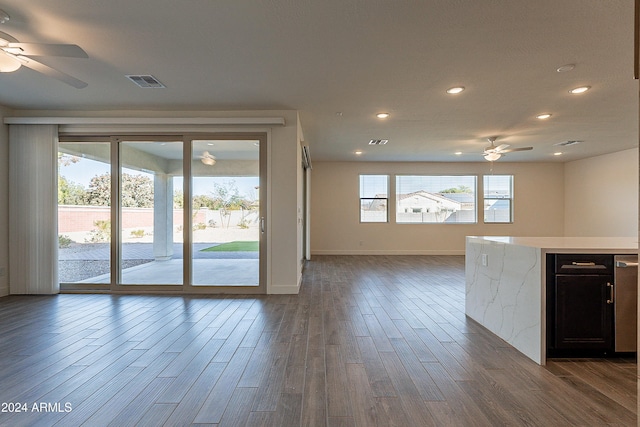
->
[481,254,488,267]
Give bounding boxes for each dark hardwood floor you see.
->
[0,255,636,426]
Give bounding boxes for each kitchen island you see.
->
[465,236,637,365]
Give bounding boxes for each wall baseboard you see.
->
[311,249,465,256]
[269,277,302,295]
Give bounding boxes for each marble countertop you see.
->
[467,236,638,253]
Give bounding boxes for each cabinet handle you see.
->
[606,282,614,304]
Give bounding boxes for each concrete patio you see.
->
[60,242,259,286]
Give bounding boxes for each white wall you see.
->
[0,106,9,296]
[564,148,638,237]
[311,161,565,255]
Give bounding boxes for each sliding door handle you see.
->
[260,217,265,234]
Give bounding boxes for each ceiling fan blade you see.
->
[483,145,497,154]
[501,146,533,153]
[16,55,87,88]
[494,144,510,152]
[8,42,88,58]
[0,51,21,72]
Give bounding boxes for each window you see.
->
[359,175,388,222]
[396,175,477,223]
[484,175,513,223]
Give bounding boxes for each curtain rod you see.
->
[4,117,286,126]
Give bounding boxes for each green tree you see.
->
[174,190,184,209]
[58,153,80,167]
[193,194,218,209]
[58,152,85,205]
[58,175,87,205]
[85,173,154,207]
[440,185,472,194]
[84,173,111,206]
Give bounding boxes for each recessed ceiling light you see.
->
[354,150,363,155]
[569,86,591,94]
[536,113,552,120]
[554,152,563,156]
[556,64,575,73]
[376,112,390,119]
[446,86,465,94]
[454,151,462,155]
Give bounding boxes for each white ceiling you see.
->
[0,0,637,162]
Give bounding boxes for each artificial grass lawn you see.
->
[201,241,259,252]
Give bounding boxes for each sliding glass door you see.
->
[191,139,260,286]
[58,133,266,293]
[118,139,184,285]
[57,140,112,287]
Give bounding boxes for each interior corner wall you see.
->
[564,148,638,237]
[0,106,9,297]
[310,161,565,255]
[296,115,305,283]
[268,112,303,294]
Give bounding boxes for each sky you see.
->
[360,174,511,198]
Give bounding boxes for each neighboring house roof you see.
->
[486,200,510,209]
[435,192,475,204]
[397,190,462,206]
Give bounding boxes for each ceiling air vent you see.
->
[126,75,165,88]
[554,140,583,147]
[368,139,388,145]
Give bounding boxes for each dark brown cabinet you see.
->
[546,254,615,357]
[554,274,613,349]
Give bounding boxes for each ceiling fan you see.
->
[200,151,217,166]
[0,9,88,88]
[483,136,533,161]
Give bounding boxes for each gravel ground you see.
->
[58,259,153,283]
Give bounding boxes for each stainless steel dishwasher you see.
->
[614,255,638,352]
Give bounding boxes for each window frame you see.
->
[483,174,514,224]
[395,174,478,224]
[359,174,389,223]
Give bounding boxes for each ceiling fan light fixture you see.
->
[200,151,216,166]
[484,152,501,161]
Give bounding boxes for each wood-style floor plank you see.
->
[0,255,636,426]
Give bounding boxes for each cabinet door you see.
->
[555,275,613,349]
